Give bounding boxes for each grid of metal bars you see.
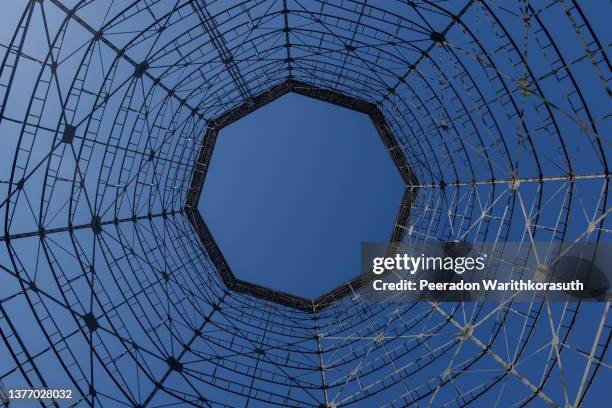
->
[0,0,609,407]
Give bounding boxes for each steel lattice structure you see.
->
[0,0,610,407]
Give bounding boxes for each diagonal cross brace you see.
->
[191,0,253,104]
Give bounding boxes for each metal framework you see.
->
[0,0,609,407]
[186,78,417,312]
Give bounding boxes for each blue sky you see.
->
[0,1,608,406]
[200,93,404,298]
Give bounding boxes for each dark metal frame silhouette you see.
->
[185,79,418,312]
[0,0,608,406]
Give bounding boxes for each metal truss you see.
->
[0,0,609,407]
[186,78,417,313]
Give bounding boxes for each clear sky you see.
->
[199,93,404,298]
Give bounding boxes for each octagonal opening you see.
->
[199,93,404,299]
